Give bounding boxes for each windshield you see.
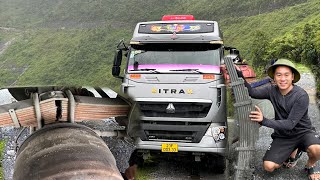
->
[127,43,221,73]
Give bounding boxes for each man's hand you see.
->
[249,105,263,122]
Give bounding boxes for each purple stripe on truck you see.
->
[128,64,220,73]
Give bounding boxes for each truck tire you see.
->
[13,123,123,180]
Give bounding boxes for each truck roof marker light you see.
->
[130,74,141,79]
[162,15,195,21]
[210,40,224,44]
[203,74,215,80]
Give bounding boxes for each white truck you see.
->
[113,15,229,172]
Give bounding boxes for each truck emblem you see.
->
[166,103,175,113]
[171,32,178,40]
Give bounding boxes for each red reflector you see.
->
[130,74,141,79]
[203,74,215,80]
[162,15,195,21]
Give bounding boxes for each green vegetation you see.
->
[247,16,320,91]
[220,0,320,92]
[136,166,155,180]
[295,63,311,74]
[0,0,179,28]
[0,140,5,179]
[0,30,20,48]
[0,0,319,91]
[0,28,128,88]
[0,0,306,29]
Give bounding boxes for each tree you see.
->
[248,30,270,68]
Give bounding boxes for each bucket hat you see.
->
[267,58,300,83]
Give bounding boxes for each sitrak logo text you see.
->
[152,88,193,94]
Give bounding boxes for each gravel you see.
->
[0,127,29,180]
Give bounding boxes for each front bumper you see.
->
[136,123,227,155]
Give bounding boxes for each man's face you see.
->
[274,66,294,91]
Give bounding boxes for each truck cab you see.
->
[113,15,228,172]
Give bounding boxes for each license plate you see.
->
[161,143,178,152]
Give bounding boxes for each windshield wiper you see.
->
[130,68,160,73]
[169,69,203,74]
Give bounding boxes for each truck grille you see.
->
[139,121,210,143]
[138,102,211,118]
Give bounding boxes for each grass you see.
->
[0,31,20,42]
[0,28,128,87]
[0,139,6,180]
[136,166,154,180]
[295,63,311,74]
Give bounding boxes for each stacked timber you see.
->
[0,99,36,127]
[40,98,69,123]
[74,96,130,121]
[0,93,130,128]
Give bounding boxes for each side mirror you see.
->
[230,48,239,56]
[114,50,122,66]
[112,50,123,79]
[112,66,121,77]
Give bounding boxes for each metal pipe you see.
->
[66,90,75,123]
[14,127,26,152]
[29,126,34,134]
[32,93,42,129]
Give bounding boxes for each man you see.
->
[241,59,320,180]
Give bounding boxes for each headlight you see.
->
[213,134,219,141]
[211,126,226,141]
[218,133,225,140]
[211,127,220,135]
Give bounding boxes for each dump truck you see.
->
[112,15,256,172]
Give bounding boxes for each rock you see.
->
[7,150,16,156]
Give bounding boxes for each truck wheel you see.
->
[14,123,123,180]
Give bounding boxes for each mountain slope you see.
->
[0,0,318,90]
[0,0,307,28]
